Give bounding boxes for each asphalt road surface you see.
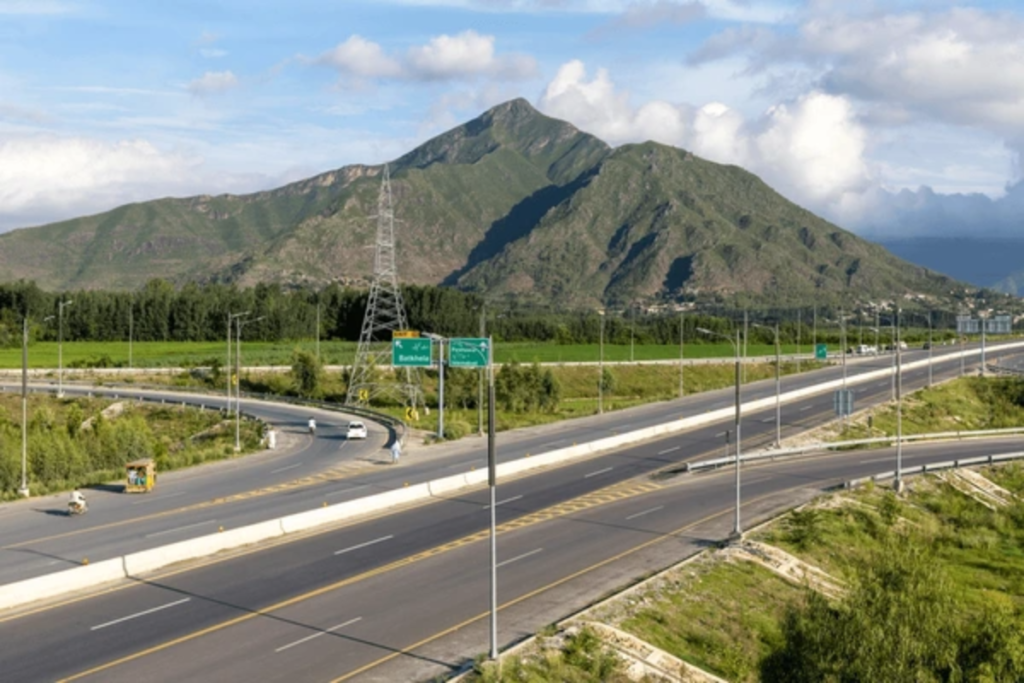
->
[0,343,1009,586]
[1,344,1022,680]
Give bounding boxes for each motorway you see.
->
[0,344,1006,585]
[0,343,1022,680]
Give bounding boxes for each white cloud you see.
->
[0,135,202,230]
[187,71,239,96]
[317,35,404,79]
[538,60,872,220]
[377,0,791,22]
[316,31,537,83]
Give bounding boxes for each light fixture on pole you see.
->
[598,309,605,414]
[895,307,904,493]
[753,322,781,447]
[903,310,934,387]
[228,311,249,415]
[235,314,264,452]
[478,305,486,437]
[128,294,134,371]
[678,310,685,399]
[57,299,72,398]
[697,326,742,539]
[630,303,636,363]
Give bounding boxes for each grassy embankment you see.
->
[0,393,264,500]
[468,464,1024,682]
[465,377,1024,682]
[819,375,1024,443]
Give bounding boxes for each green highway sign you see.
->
[392,337,432,367]
[449,337,490,368]
[815,343,828,360]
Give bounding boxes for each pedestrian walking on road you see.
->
[390,440,401,465]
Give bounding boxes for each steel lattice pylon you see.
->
[346,164,422,409]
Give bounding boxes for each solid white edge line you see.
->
[326,484,369,499]
[270,463,302,474]
[275,617,363,653]
[496,548,543,569]
[657,446,680,455]
[90,598,191,631]
[482,495,523,510]
[144,520,217,539]
[625,506,664,521]
[799,406,813,411]
[333,535,394,556]
[584,467,614,479]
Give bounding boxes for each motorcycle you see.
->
[67,499,88,516]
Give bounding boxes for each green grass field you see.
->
[0,339,827,369]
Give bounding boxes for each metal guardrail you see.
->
[842,451,1024,489]
[0,380,406,448]
[686,427,1024,472]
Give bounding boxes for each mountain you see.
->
[0,98,967,307]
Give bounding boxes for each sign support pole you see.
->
[487,336,498,660]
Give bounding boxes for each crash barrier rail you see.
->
[3,340,1024,612]
[842,451,1024,489]
[686,427,1024,472]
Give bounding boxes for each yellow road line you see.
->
[4,460,373,549]
[57,476,666,682]
[328,490,785,682]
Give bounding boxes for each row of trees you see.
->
[0,278,1003,348]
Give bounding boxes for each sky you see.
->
[1,0,1023,241]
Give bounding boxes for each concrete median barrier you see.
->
[124,519,284,576]
[0,558,126,611]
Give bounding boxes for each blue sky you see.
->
[1,0,1023,241]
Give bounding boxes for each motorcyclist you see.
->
[308,417,316,435]
[69,488,87,513]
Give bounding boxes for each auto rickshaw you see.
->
[125,458,156,493]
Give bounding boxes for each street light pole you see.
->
[697,326,742,538]
[678,310,685,399]
[228,311,249,415]
[753,323,782,447]
[58,299,72,398]
[478,306,485,437]
[598,310,605,414]
[796,309,801,373]
[895,307,904,493]
[485,336,498,660]
[315,300,321,364]
[630,304,635,363]
[235,315,264,452]
[20,317,29,497]
[128,297,133,371]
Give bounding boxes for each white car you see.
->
[346,421,368,440]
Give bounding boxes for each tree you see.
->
[291,350,323,397]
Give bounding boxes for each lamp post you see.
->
[235,314,264,452]
[796,309,801,373]
[697,326,742,539]
[315,300,321,364]
[753,322,781,447]
[57,299,72,398]
[895,307,904,492]
[904,310,934,386]
[678,310,685,399]
[598,310,605,414]
[478,305,486,437]
[630,304,636,363]
[128,295,134,371]
[228,311,249,414]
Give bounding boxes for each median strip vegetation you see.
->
[0,394,263,500]
[467,465,1024,682]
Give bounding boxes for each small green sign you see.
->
[815,343,828,360]
[392,337,432,367]
[449,337,490,368]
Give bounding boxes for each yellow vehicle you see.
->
[125,458,156,493]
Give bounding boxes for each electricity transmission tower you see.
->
[345,165,422,409]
